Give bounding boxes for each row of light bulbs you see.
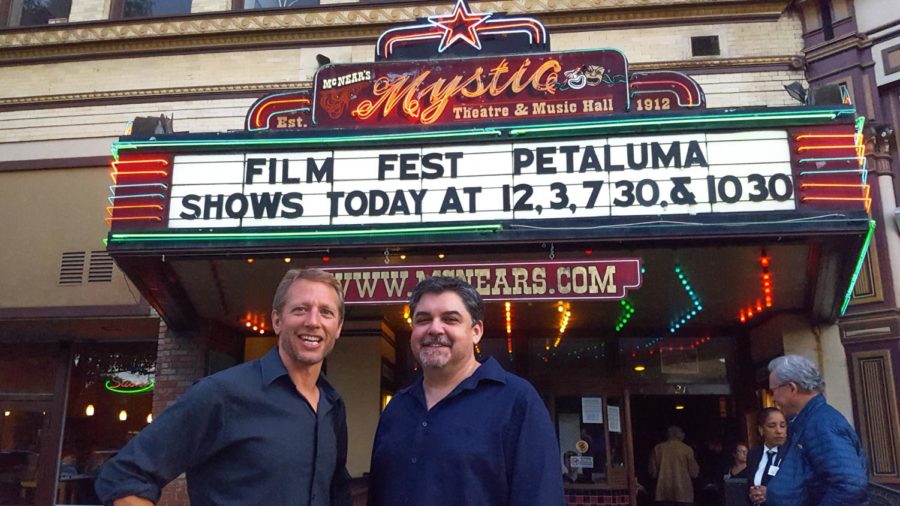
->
[83,404,152,423]
[244,253,448,264]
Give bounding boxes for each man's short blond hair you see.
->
[272,268,344,320]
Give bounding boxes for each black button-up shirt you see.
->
[95,347,351,506]
[368,357,564,506]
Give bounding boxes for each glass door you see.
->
[0,401,52,506]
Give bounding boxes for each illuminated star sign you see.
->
[428,0,492,52]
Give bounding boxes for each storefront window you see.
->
[57,342,156,505]
[0,409,48,505]
[1,0,72,27]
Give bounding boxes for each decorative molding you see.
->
[0,56,801,109]
[804,32,873,63]
[840,313,900,343]
[850,350,900,480]
[0,81,308,108]
[0,0,789,65]
[630,55,803,72]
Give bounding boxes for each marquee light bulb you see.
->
[119,410,128,421]
[147,413,153,423]
[85,404,95,417]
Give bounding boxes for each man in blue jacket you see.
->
[762,354,868,506]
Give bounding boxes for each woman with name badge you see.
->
[748,407,787,505]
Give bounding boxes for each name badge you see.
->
[767,465,779,477]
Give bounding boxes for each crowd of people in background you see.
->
[644,355,868,506]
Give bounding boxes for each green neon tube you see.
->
[840,219,876,316]
[108,224,503,243]
[509,110,847,137]
[113,128,503,154]
[104,379,155,394]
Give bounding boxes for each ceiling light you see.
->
[284,257,291,263]
[634,364,646,372]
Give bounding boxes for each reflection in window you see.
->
[242,0,317,10]
[2,0,71,28]
[57,343,156,505]
[115,0,191,19]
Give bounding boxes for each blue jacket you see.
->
[767,394,868,506]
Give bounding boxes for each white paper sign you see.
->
[582,397,603,424]
[608,405,622,433]
[165,131,795,228]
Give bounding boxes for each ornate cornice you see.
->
[0,81,308,108]
[0,55,801,109]
[0,0,789,65]
[804,32,872,63]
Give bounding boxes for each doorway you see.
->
[630,394,740,506]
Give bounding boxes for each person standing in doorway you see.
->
[747,407,787,505]
[764,354,868,506]
[648,425,700,506]
[95,268,351,506]
[367,276,564,506]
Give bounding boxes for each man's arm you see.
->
[330,398,352,506]
[94,378,226,504]
[506,387,565,506]
[805,418,869,505]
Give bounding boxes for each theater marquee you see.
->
[167,130,794,229]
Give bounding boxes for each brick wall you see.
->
[153,321,208,506]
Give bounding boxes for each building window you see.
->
[240,0,317,10]
[691,36,720,57]
[818,0,834,40]
[1,0,71,27]
[110,0,191,19]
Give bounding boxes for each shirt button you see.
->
[411,457,418,464]
[422,421,428,427]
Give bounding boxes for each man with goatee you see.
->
[96,268,350,506]
[367,276,563,506]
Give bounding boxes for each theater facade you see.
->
[0,1,880,504]
[94,3,875,503]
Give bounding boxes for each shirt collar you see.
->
[404,356,508,403]
[789,392,825,426]
[258,346,341,403]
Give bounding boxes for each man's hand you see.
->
[113,496,154,506]
[749,485,767,504]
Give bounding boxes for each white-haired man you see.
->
[762,354,868,505]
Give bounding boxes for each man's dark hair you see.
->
[756,407,783,427]
[409,276,484,324]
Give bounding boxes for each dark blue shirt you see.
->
[368,357,564,506]
[95,347,351,506]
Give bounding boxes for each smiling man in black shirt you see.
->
[95,268,351,506]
